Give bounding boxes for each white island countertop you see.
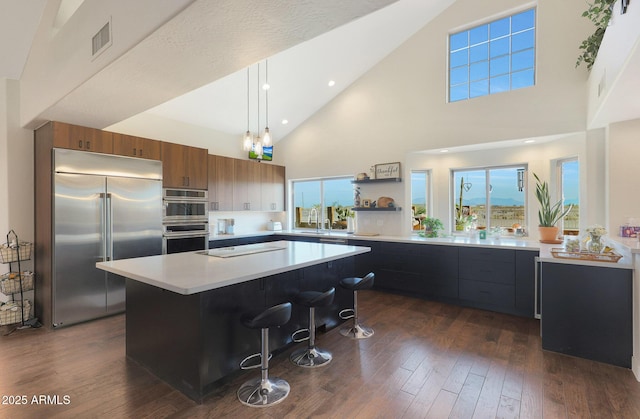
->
[96,240,370,295]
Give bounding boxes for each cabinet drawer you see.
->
[459,248,514,284]
[459,279,515,308]
[423,276,458,299]
[375,269,423,294]
[380,242,423,257]
[459,247,514,264]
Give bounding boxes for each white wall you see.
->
[0,79,34,277]
[607,119,640,232]
[404,132,606,239]
[278,0,594,183]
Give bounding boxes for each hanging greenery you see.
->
[576,0,616,70]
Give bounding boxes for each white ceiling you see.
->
[143,0,454,141]
[2,0,452,142]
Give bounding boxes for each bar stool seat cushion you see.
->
[294,287,335,308]
[340,272,374,291]
[241,302,292,329]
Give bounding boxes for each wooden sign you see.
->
[374,162,401,180]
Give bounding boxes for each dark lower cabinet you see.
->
[541,262,632,368]
[457,247,537,317]
[231,235,539,319]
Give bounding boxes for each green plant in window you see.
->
[576,0,616,70]
[533,173,573,227]
[334,206,354,221]
[420,217,444,238]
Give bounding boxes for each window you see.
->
[558,159,579,235]
[292,177,354,230]
[453,166,526,231]
[411,170,430,231]
[449,8,536,102]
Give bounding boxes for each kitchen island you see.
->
[96,240,370,402]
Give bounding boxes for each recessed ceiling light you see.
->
[262,83,270,90]
[328,80,336,87]
[440,149,449,153]
[281,119,289,125]
[524,139,535,144]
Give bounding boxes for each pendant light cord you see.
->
[265,59,269,127]
[256,62,260,133]
[246,68,250,132]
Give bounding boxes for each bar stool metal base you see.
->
[340,323,374,339]
[237,377,290,407]
[290,346,332,368]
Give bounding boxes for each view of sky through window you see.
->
[449,8,536,102]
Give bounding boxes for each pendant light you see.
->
[242,68,253,151]
[254,62,263,157]
[262,59,272,147]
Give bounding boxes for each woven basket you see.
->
[0,300,31,326]
[0,272,34,294]
[0,242,33,263]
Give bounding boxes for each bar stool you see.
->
[237,302,292,407]
[290,287,335,368]
[339,272,375,339]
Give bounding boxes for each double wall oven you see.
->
[163,188,209,254]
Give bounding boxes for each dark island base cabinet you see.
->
[125,257,354,402]
[541,262,632,368]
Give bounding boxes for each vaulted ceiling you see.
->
[3,0,454,142]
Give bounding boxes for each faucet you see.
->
[308,208,319,233]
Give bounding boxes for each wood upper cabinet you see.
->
[112,133,161,160]
[208,155,234,211]
[260,164,286,211]
[161,142,208,189]
[233,159,261,210]
[52,121,113,154]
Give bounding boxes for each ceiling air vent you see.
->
[91,18,112,59]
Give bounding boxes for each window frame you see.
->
[556,157,580,235]
[290,175,354,232]
[448,7,536,102]
[410,169,432,233]
[451,164,528,232]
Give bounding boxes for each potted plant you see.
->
[334,205,355,231]
[533,173,573,242]
[576,0,616,70]
[421,217,444,238]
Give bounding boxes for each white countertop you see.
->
[276,230,541,250]
[97,240,370,295]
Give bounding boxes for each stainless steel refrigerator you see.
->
[53,149,162,327]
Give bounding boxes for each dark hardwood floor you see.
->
[2,290,640,418]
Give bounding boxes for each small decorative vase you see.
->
[455,222,464,231]
[347,217,355,233]
[587,233,603,253]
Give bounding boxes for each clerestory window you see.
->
[449,8,536,102]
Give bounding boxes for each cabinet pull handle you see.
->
[139,148,143,157]
[133,148,137,156]
[86,141,90,149]
[78,140,83,148]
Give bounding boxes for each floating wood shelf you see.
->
[351,178,402,184]
[352,207,402,212]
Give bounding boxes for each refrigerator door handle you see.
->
[99,192,108,262]
[106,192,113,261]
